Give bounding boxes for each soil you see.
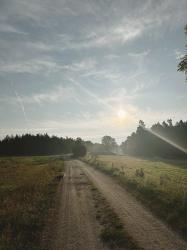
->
[43,160,187,250]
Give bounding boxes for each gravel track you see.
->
[50,160,107,250]
[77,160,187,250]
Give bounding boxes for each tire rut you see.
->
[77,160,187,250]
[51,161,107,250]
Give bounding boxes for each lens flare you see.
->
[140,125,187,155]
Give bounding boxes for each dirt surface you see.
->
[49,160,107,250]
[43,160,187,250]
[75,160,187,250]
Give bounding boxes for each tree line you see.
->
[0,133,109,157]
[1,119,187,159]
[121,120,187,159]
[0,134,86,157]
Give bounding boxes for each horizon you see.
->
[0,0,187,143]
[0,118,187,147]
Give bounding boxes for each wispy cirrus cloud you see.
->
[13,89,29,123]
[0,23,26,34]
[0,58,59,74]
[128,50,150,59]
[21,85,81,105]
[0,84,83,106]
[0,0,187,140]
[61,59,97,72]
[0,57,97,75]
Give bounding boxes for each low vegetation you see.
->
[90,185,138,249]
[85,154,187,238]
[0,156,64,250]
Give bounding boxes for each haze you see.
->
[0,0,187,142]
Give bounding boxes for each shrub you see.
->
[135,168,144,178]
[72,144,87,158]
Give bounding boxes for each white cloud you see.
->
[54,0,187,50]
[61,59,96,72]
[60,21,145,50]
[0,23,26,34]
[0,0,187,141]
[22,85,79,105]
[0,85,82,106]
[174,49,185,60]
[128,50,150,59]
[81,68,123,82]
[0,51,97,74]
[0,59,57,74]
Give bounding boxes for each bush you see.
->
[135,168,144,178]
[72,144,87,158]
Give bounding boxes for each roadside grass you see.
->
[90,185,139,250]
[84,154,187,238]
[0,156,64,250]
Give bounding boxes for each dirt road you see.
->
[50,160,107,250]
[43,160,187,250]
[76,160,187,250]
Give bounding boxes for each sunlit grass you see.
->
[96,155,187,198]
[85,154,187,237]
[0,156,64,250]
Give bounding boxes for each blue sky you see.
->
[0,0,187,142]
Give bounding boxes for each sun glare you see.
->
[117,109,126,119]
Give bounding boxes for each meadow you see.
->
[85,154,187,238]
[0,156,64,250]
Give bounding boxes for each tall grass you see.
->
[0,156,64,250]
[85,154,187,238]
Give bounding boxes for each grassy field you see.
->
[0,156,64,250]
[90,185,138,249]
[85,154,187,238]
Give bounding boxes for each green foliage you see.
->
[73,139,87,158]
[0,134,78,156]
[178,25,187,81]
[101,135,117,153]
[90,184,137,249]
[121,119,187,159]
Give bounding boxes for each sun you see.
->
[117,109,126,119]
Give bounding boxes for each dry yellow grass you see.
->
[0,156,64,250]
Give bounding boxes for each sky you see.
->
[0,0,187,143]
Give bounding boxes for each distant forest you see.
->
[121,120,187,159]
[0,119,187,159]
[0,134,80,156]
